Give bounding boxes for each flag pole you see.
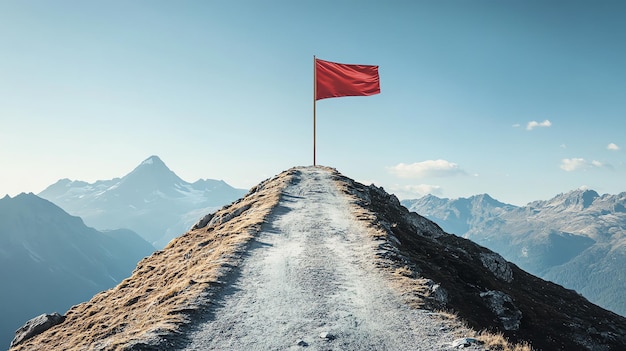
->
[313,55,317,166]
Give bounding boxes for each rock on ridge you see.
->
[479,252,514,283]
[479,290,522,331]
[11,313,65,348]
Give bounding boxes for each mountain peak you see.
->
[134,155,170,172]
[469,193,514,208]
[576,188,600,207]
[123,155,182,184]
[0,192,84,228]
[472,193,493,200]
[468,193,495,204]
[546,188,600,210]
[140,155,165,167]
[422,193,444,200]
[2,192,49,206]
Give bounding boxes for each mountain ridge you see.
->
[11,167,626,350]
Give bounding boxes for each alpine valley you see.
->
[402,189,626,317]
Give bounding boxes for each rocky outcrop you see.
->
[479,290,522,331]
[480,252,513,283]
[11,313,65,347]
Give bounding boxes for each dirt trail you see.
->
[183,167,465,350]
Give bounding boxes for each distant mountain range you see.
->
[38,156,248,248]
[402,189,626,316]
[0,193,155,349]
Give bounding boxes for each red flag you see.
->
[315,58,380,100]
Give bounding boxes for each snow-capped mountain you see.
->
[0,193,154,349]
[38,156,248,248]
[402,189,626,316]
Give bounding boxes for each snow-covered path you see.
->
[183,167,462,350]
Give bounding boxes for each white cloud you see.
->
[390,184,443,199]
[560,158,587,171]
[388,160,466,178]
[526,119,552,131]
[405,184,442,195]
[607,143,620,151]
[512,123,521,128]
[560,158,605,171]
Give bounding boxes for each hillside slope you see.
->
[11,167,626,351]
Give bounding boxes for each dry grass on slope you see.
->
[10,169,296,351]
[330,169,533,351]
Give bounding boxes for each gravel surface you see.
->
[182,167,472,350]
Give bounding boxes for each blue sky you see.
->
[1,1,624,206]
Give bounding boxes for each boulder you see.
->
[479,252,513,283]
[11,312,65,347]
[451,337,484,348]
[479,290,522,331]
